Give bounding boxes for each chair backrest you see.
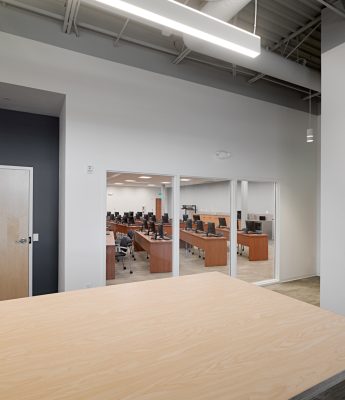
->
[120,236,132,248]
[127,230,135,240]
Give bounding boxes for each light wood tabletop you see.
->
[1,272,345,399]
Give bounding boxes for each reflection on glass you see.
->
[105,172,173,285]
[179,177,231,277]
[237,181,276,283]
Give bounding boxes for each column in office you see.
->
[236,181,276,283]
[179,176,231,277]
[105,172,174,285]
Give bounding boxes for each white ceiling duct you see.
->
[183,0,321,92]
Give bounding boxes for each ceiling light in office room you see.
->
[125,179,136,182]
[139,176,152,179]
[147,184,156,187]
[88,0,261,58]
[161,181,171,184]
[181,178,191,182]
[114,182,124,185]
[306,91,314,143]
[216,150,231,160]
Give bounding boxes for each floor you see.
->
[266,276,320,307]
[107,241,275,285]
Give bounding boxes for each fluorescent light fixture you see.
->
[114,182,123,185]
[139,176,152,179]
[147,184,156,187]
[161,181,171,184]
[88,0,261,58]
[125,179,136,182]
[181,178,191,182]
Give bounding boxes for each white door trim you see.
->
[0,165,33,297]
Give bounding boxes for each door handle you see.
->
[16,238,28,244]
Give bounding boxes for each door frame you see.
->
[0,165,33,297]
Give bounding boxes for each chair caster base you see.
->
[130,271,133,274]
[123,266,127,270]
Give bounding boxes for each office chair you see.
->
[115,235,133,274]
[127,230,136,261]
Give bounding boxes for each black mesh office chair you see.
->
[115,235,133,274]
[127,230,136,261]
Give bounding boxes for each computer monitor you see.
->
[129,211,134,217]
[193,214,200,222]
[245,221,256,232]
[124,212,129,218]
[107,211,111,217]
[149,221,156,234]
[110,214,115,221]
[218,217,227,227]
[115,212,119,217]
[143,214,149,220]
[237,211,242,220]
[207,222,216,236]
[158,224,164,238]
[259,216,266,221]
[186,219,192,230]
[182,214,188,222]
[148,212,153,217]
[128,216,135,225]
[142,219,149,231]
[254,222,262,232]
[122,216,128,224]
[195,220,204,233]
[116,215,122,222]
[162,214,169,224]
[137,211,143,217]
[150,215,156,223]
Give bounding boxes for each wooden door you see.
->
[0,168,31,300]
[155,198,162,219]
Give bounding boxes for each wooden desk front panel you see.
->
[134,231,172,273]
[180,230,227,267]
[106,231,115,280]
[2,273,345,400]
[199,213,230,227]
[237,232,268,261]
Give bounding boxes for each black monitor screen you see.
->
[218,217,227,227]
[150,215,156,223]
[208,222,216,235]
[162,215,169,224]
[143,220,148,230]
[148,212,153,217]
[122,216,128,224]
[158,224,164,238]
[129,211,134,217]
[124,212,129,217]
[128,216,135,225]
[186,219,192,230]
[149,221,156,233]
[196,220,204,232]
[237,211,242,220]
[107,211,111,217]
[115,212,119,217]
[193,214,200,222]
[182,214,188,222]
[254,222,262,232]
[110,214,115,221]
[143,214,149,220]
[259,216,266,221]
[116,215,121,222]
[137,212,143,217]
[246,221,256,232]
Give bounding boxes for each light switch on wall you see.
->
[33,233,39,242]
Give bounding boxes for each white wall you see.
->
[180,181,231,216]
[107,186,160,215]
[320,41,345,314]
[0,32,319,290]
[237,181,275,216]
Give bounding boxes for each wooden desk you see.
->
[237,232,268,261]
[161,222,185,236]
[134,231,172,273]
[2,272,345,400]
[180,229,227,267]
[106,231,115,280]
[198,213,230,227]
[216,227,230,240]
[108,222,141,235]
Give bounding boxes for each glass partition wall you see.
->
[178,177,231,277]
[236,181,276,283]
[106,172,173,285]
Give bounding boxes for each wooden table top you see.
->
[238,231,268,237]
[134,230,172,243]
[1,273,345,400]
[181,229,227,241]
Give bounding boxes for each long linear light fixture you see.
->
[86,0,261,58]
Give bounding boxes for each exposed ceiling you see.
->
[0,82,65,116]
[1,0,344,100]
[107,172,227,187]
